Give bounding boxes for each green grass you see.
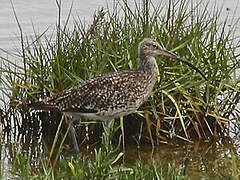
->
[0,0,240,179]
[9,148,186,180]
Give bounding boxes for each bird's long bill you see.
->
[160,49,207,81]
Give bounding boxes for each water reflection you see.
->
[124,137,239,179]
[1,110,239,179]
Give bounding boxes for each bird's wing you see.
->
[30,70,151,114]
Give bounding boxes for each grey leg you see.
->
[69,120,80,155]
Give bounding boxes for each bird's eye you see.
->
[152,44,158,49]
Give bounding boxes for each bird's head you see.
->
[138,38,207,80]
[138,38,163,57]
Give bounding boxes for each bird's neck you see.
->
[137,55,159,100]
[138,55,159,77]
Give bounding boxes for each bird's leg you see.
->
[68,118,80,155]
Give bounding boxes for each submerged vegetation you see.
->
[5,130,187,180]
[0,0,239,179]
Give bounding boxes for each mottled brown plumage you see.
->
[30,38,207,154]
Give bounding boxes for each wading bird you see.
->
[29,38,207,154]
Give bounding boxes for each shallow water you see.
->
[123,137,240,179]
[0,0,240,179]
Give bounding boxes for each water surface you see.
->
[0,0,239,52]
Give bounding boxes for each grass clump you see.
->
[0,0,240,148]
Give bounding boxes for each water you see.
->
[0,0,240,179]
[124,137,239,179]
[0,0,107,52]
[0,0,239,52]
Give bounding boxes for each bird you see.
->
[29,38,207,154]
